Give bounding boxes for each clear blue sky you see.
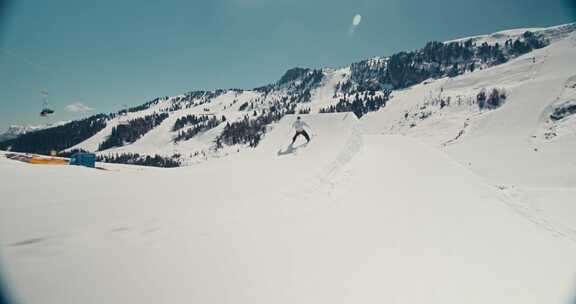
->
[0,0,574,130]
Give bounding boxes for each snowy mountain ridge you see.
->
[0,122,69,142]
[1,22,574,168]
[446,22,574,43]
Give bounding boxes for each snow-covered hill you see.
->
[68,22,576,162]
[1,23,576,304]
[1,113,575,304]
[2,23,573,168]
[362,24,576,187]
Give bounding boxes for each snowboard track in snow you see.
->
[281,115,365,203]
[498,186,576,244]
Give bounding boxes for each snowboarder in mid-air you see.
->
[291,116,312,145]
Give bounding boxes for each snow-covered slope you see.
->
[357,25,576,271]
[361,24,576,188]
[6,23,557,166]
[1,113,575,304]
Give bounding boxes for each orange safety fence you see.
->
[28,156,69,165]
[4,153,69,165]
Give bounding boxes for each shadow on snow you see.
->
[277,141,309,156]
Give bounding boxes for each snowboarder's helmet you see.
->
[297,116,301,120]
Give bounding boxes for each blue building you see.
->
[69,152,96,168]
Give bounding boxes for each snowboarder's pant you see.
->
[292,130,310,143]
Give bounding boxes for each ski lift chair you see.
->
[40,108,55,117]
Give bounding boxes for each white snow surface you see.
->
[2,24,576,304]
[1,113,576,304]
